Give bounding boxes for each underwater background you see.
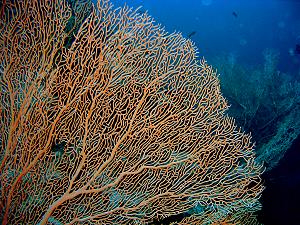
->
[108,0,300,224]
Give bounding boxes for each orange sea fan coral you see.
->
[0,0,263,224]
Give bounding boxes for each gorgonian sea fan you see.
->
[0,0,264,224]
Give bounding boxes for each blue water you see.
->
[109,0,300,76]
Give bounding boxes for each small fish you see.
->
[137,9,146,15]
[295,44,300,54]
[187,31,196,38]
[232,11,238,18]
[52,141,66,155]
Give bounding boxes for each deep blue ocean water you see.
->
[106,1,300,224]
[109,0,300,77]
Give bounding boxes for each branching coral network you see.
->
[0,0,264,224]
